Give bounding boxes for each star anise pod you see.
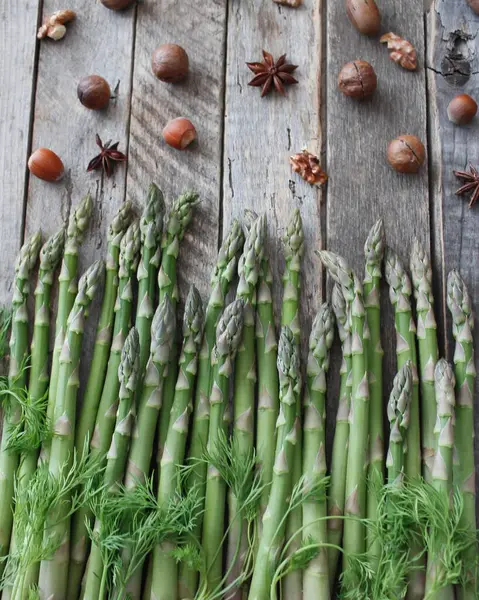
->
[87,134,127,178]
[290,150,328,186]
[246,50,298,97]
[454,164,479,208]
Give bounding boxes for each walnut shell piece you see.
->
[387,135,425,174]
[380,32,417,71]
[290,150,328,186]
[346,0,381,36]
[338,60,377,99]
[37,9,76,40]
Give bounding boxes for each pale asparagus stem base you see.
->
[327,284,351,587]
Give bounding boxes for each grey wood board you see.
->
[426,0,479,517]
[24,0,136,392]
[325,0,430,443]
[126,0,227,306]
[222,0,324,342]
[0,0,40,304]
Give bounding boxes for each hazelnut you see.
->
[77,75,111,110]
[338,60,377,99]
[346,0,381,36]
[387,135,425,174]
[163,118,196,150]
[152,44,189,83]
[100,0,135,10]
[28,148,65,182]
[447,94,477,125]
[467,0,479,14]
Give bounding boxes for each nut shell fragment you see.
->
[290,150,328,186]
[272,0,302,6]
[37,10,76,40]
[380,33,417,71]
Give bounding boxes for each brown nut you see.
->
[338,60,377,99]
[152,44,189,83]
[387,135,425,174]
[77,75,111,110]
[346,0,381,36]
[163,118,196,150]
[467,0,479,14]
[447,94,478,125]
[28,148,65,182]
[100,0,135,10]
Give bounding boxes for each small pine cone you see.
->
[290,150,328,186]
[380,33,417,71]
[273,0,303,6]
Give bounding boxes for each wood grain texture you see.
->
[126,0,227,303]
[426,0,479,517]
[24,0,136,387]
[325,0,430,413]
[223,0,323,337]
[0,0,40,304]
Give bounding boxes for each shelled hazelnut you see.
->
[338,60,377,99]
[163,118,196,150]
[387,135,425,174]
[152,44,189,83]
[28,148,65,182]
[447,94,477,125]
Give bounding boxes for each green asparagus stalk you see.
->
[227,215,265,595]
[156,192,200,479]
[363,219,385,568]
[135,184,165,380]
[255,259,279,523]
[42,194,93,463]
[151,286,204,600]
[384,247,424,600]
[248,326,301,600]
[410,240,438,483]
[38,259,104,600]
[121,296,176,598]
[281,210,304,600]
[83,327,140,600]
[386,362,412,486]
[178,219,244,599]
[425,359,455,600]
[4,229,65,598]
[75,201,132,457]
[201,299,244,593]
[67,221,140,599]
[318,251,369,567]
[327,283,352,586]
[0,232,42,573]
[447,271,477,599]
[303,304,334,600]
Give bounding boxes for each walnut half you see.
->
[37,10,76,41]
[290,150,328,186]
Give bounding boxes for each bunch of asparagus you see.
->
[0,186,476,600]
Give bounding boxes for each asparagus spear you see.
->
[4,229,65,598]
[425,359,455,600]
[363,220,385,569]
[0,232,42,573]
[83,327,140,600]
[255,259,279,523]
[327,284,352,586]
[386,362,412,486]
[303,304,334,600]
[151,286,204,599]
[410,240,438,483]
[178,219,244,599]
[201,299,244,593]
[248,326,301,600]
[447,271,477,600]
[281,210,304,600]
[67,221,140,598]
[38,259,104,600]
[42,194,93,463]
[318,251,369,566]
[227,215,265,595]
[385,248,425,600]
[75,201,132,457]
[135,184,165,380]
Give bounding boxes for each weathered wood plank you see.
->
[126,0,227,303]
[223,0,323,334]
[0,0,40,304]
[24,1,136,376]
[326,0,430,408]
[426,0,479,517]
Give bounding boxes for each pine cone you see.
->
[380,33,417,71]
[290,150,328,186]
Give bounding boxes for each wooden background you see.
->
[1,0,478,514]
